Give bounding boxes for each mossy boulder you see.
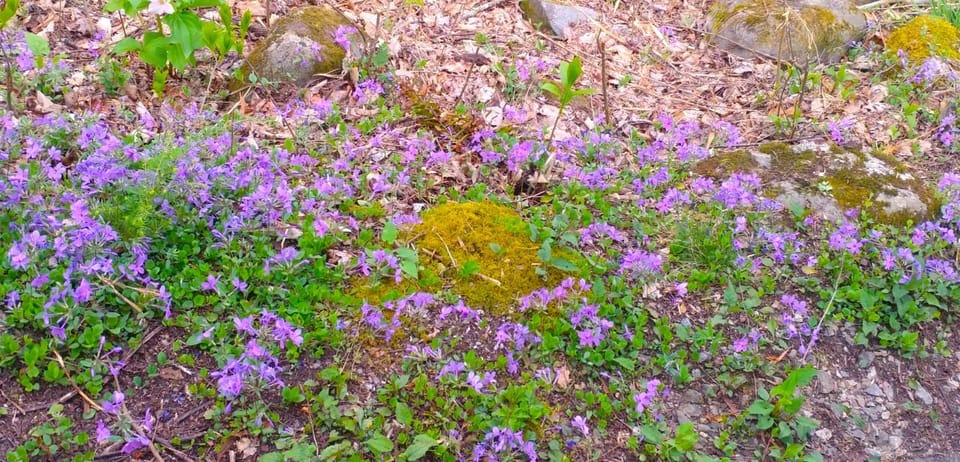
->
[352,201,582,317]
[707,0,866,65]
[886,15,960,64]
[242,6,365,86]
[693,141,938,225]
[519,0,598,39]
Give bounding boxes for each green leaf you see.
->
[281,386,305,403]
[113,37,142,55]
[673,422,698,451]
[395,401,413,426]
[562,56,583,87]
[164,10,203,62]
[540,81,561,97]
[365,434,394,453]
[0,0,19,30]
[460,260,481,278]
[382,222,398,244]
[549,257,578,272]
[537,240,552,263]
[24,33,49,56]
[746,400,773,416]
[400,260,418,280]
[401,434,437,461]
[139,32,170,68]
[319,441,352,461]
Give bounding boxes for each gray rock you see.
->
[707,0,867,65]
[815,428,833,441]
[681,389,704,404]
[243,6,366,86]
[865,383,884,397]
[858,351,876,368]
[915,385,933,405]
[692,141,936,226]
[677,403,704,422]
[889,435,904,450]
[818,372,837,394]
[519,0,598,39]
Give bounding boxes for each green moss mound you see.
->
[351,201,581,317]
[414,201,579,315]
[887,15,960,64]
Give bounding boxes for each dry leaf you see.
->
[555,365,571,388]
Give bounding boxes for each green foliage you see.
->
[106,0,250,94]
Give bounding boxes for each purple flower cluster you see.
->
[569,302,613,348]
[633,378,662,414]
[518,277,590,312]
[360,292,436,341]
[826,117,855,144]
[578,222,626,247]
[619,249,664,278]
[472,427,538,462]
[212,311,303,399]
[779,294,820,357]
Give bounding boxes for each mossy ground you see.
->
[351,201,582,318]
[886,15,960,64]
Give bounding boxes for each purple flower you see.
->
[571,415,589,436]
[634,379,661,413]
[101,390,125,415]
[826,117,855,144]
[620,249,664,277]
[7,242,29,270]
[121,434,150,454]
[438,360,466,379]
[231,277,248,293]
[354,79,385,104]
[333,25,358,51]
[732,336,749,353]
[201,273,220,293]
[74,278,93,303]
[95,419,111,444]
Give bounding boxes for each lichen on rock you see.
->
[707,0,866,65]
[693,141,938,225]
[242,6,366,86]
[886,15,960,64]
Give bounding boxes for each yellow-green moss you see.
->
[415,201,580,315]
[887,15,960,64]
[690,148,757,177]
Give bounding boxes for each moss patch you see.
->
[351,201,581,317]
[887,15,960,64]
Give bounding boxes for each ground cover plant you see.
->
[2,0,960,461]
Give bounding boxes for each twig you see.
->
[433,232,458,268]
[51,349,103,412]
[98,275,144,313]
[455,45,481,105]
[113,376,165,462]
[597,33,611,127]
[803,254,845,361]
[461,0,509,19]
[17,390,77,415]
